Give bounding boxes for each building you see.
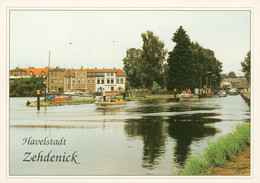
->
[64,67,126,93]
[221,78,249,93]
[91,68,126,92]
[48,67,66,94]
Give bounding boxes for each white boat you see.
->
[94,98,127,108]
[218,90,227,97]
[229,88,238,95]
[179,95,199,102]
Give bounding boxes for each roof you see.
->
[10,68,27,72]
[21,68,52,76]
[222,78,247,83]
[86,68,125,76]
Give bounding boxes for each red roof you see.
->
[21,68,52,76]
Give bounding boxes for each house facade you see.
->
[221,78,249,93]
[48,67,66,94]
[10,66,126,94]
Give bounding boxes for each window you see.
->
[55,79,57,83]
[67,79,70,84]
[107,79,110,84]
[60,79,62,83]
[111,87,114,91]
[55,72,57,76]
[78,73,81,77]
[116,79,119,84]
[29,71,33,76]
[78,79,81,84]
[51,86,53,90]
[92,79,94,84]
[51,79,53,83]
[82,73,84,76]
[111,79,114,84]
[97,79,100,84]
[82,79,85,84]
[55,86,57,90]
[51,73,53,76]
[107,73,110,76]
[11,72,13,76]
[102,79,104,84]
[73,79,75,84]
[88,79,90,84]
[111,73,114,76]
[120,79,123,84]
[60,73,63,76]
[41,71,45,75]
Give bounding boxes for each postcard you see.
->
[1,1,260,183]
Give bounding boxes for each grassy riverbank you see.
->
[179,122,250,175]
[119,94,175,101]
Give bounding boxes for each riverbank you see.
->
[241,93,250,106]
[26,95,178,106]
[179,122,250,175]
[27,99,97,107]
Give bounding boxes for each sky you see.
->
[10,10,250,75]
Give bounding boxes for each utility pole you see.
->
[48,50,50,93]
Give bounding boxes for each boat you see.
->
[94,98,126,108]
[179,95,199,102]
[229,88,238,95]
[218,90,227,97]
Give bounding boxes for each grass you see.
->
[178,122,250,175]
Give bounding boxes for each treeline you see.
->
[123,26,222,92]
[10,75,45,97]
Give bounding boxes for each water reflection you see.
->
[166,114,219,166]
[124,116,167,169]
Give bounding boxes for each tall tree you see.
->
[167,26,195,91]
[123,48,142,88]
[140,31,167,89]
[241,51,251,83]
[228,71,237,78]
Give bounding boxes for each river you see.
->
[9,95,250,176]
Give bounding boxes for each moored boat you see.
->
[94,98,126,108]
[179,95,199,102]
[229,88,238,95]
[218,90,227,97]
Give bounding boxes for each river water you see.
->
[9,95,250,176]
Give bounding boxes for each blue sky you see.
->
[10,10,250,75]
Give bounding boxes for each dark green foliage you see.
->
[10,75,45,96]
[167,26,222,91]
[241,51,251,83]
[228,71,237,78]
[123,48,143,88]
[140,31,167,89]
[122,31,167,90]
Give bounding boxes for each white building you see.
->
[95,69,126,92]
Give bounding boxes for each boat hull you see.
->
[179,96,199,102]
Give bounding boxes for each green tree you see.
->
[221,74,228,80]
[241,51,250,83]
[10,76,45,96]
[228,71,237,78]
[167,26,196,91]
[140,31,167,89]
[151,81,160,94]
[123,48,142,88]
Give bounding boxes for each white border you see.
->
[1,1,260,183]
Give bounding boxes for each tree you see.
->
[228,71,237,78]
[123,48,142,88]
[221,74,228,80]
[151,81,160,94]
[140,31,167,89]
[167,26,196,91]
[241,51,250,83]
